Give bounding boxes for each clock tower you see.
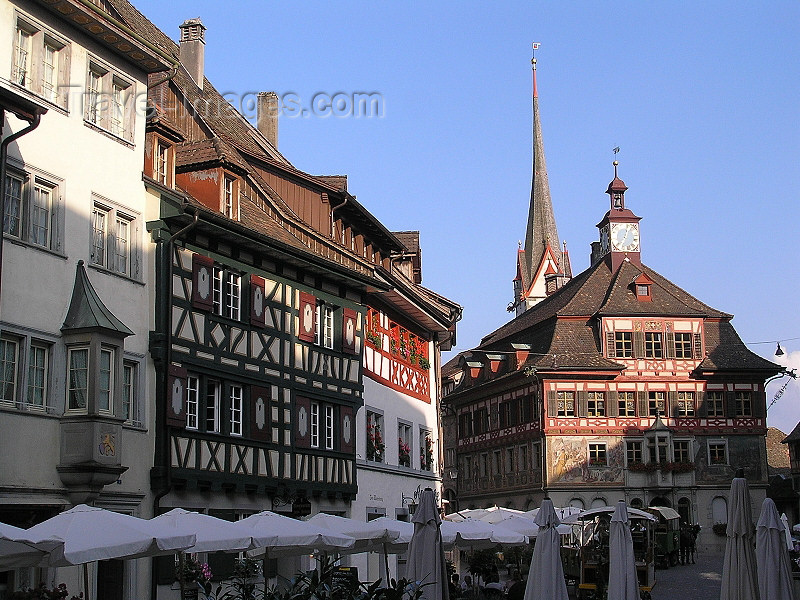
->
[596,161,642,271]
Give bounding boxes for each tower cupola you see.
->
[596,161,642,271]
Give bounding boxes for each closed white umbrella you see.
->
[756,498,795,600]
[406,488,449,600]
[522,498,568,600]
[781,513,793,551]
[0,522,63,569]
[24,504,195,566]
[607,501,639,600]
[720,474,760,600]
[150,508,253,553]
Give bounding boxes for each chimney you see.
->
[589,240,602,266]
[257,92,279,148]
[179,18,206,89]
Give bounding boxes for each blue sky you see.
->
[135,1,800,430]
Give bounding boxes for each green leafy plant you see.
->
[217,558,261,600]
[418,357,430,370]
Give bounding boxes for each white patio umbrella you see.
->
[406,488,449,600]
[607,501,639,600]
[447,506,525,524]
[0,522,63,569]
[498,515,572,538]
[561,506,656,525]
[239,510,355,557]
[306,512,402,553]
[150,508,253,553]
[720,475,760,600]
[525,505,583,522]
[756,498,795,600]
[522,498,568,600]
[439,518,527,550]
[24,504,195,566]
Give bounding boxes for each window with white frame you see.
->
[4,168,63,252]
[186,375,199,429]
[420,428,433,471]
[13,16,69,108]
[222,176,238,220]
[0,338,19,404]
[98,347,114,413]
[27,342,48,408]
[206,380,221,433]
[229,384,242,436]
[67,347,89,411]
[212,267,241,320]
[84,59,135,142]
[366,410,384,461]
[122,360,138,424]
[90,198,140,279]
[398,421,412,467]
[315,302,335,349]
[155,140,170,185]
[325,404,334,450]
[310,401,320,448]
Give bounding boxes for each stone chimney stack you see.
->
[179,18,206,89]
[257,92,279,148]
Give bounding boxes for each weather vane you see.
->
[613,146,620,156]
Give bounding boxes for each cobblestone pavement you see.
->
[649,553,723,599]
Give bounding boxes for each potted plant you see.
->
[366,423,384,462]
[420,435,434,471]
[176,554,213,600]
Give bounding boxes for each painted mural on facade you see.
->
[549,436,625,484]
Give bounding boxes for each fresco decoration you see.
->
[549,436,625,484]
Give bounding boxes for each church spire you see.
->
[514,44,566,315]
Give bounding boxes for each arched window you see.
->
[569,497,585,510]
[678,497,691,525]
[591,498,608,508]
[630,498,643,509]
[712,496,727,524]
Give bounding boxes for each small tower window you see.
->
[633,273,654,302]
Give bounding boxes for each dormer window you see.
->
[222,175,238,220]
[633,273,654,302]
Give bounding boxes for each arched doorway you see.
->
[650,496,671,508]
[630,498,643,509]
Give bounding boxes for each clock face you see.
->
[610,223,640,252]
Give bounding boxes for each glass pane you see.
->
[68,348,88,410]
[0,340,17,402]
[98,349,112,412]
[4,177,22,237]
[27,345,46,406]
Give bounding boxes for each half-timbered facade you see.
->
[443,166,782,554]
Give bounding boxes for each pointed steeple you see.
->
[514,46,567,315]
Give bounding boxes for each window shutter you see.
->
[295,395,311,448]
[665,332,675,359]
[57,47,71,109]
[191,253,214,310]
[249,275,266,327]
[668,391,679,418]
[166,365,187,427]
[577,391,588,418]
[250,385,270,442]
[752,390,766,418]
[637,391,648,417]
[340,405,354,453]
[606,332,616,358]
[547,391,557,418]
[607,391,618,417]
[633,331,645,358]
[693,334,703,359]
[342,308,357,354]
[298,292,316,342]
[726,391,737,418]
[698,391,708,417]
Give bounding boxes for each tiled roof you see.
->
[783,421,800,444]
[475,257,778,375]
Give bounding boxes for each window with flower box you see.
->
[626,440,643,466]
[365,308,429,369]
[420,428,434,471]
[398,421,412,467]
[588,443,607,466]
[366,410,384,462]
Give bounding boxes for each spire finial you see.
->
[531,42,540,97]
[613,160,619,178]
